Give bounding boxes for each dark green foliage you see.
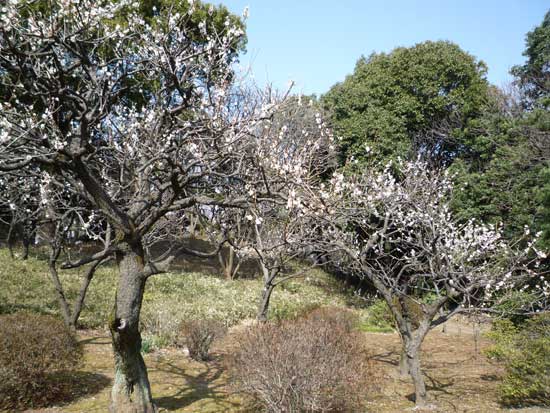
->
[322,40,489,166]
[0,313,83,410]
[511,10,550,108]
[452,9,549,247]
[450,96,550,248]
[486,314,550,407]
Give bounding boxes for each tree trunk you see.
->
[110,241,156,413]
[406,346,427,407]
[6,221,15,259]
[219,246,240,280]
[48,246,73,329]
[399,348,409,377]
[22,235,30,260]
[70,259,102,328]
[257,283,275,322]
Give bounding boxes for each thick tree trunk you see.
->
[257,283,275,322]
[407,346,427,407]
[110,241,156,413]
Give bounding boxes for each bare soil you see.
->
[20,320,550,413]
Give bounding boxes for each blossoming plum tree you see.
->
[302,159,548,407]
[0,1,331,411]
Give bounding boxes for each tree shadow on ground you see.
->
[152,354,242,411]
[79,334,112,346]
[368,349,400,367]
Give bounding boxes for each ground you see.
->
[18,319,550,413]
[1,249,548,412]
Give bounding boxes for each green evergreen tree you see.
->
[322,40,489,166]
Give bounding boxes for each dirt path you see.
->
[22,322,550,413]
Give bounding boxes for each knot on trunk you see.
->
[115,318,127,331]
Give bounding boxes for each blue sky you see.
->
[221,0,549,96]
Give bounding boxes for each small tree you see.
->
[0,169,109,330]
[0,171,41,259]
[236,96,337,321]
[305,159,548,407]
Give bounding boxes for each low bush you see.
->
[179,319,227,361]
[228,307,368,412]
[359,298,395,332]
[305,305,359,332]
[484,318,518,361]
[0,312,83,410]
[493,314,550,407]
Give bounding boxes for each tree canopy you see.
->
[322,40,489,166]
[451,9,550,248]
[511,10,550,108]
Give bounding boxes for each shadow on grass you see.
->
[153,354,242,411]
[79,335,112,346]
[0,303,54,315]
[1,371,111,412]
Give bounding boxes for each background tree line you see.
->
[322,11,550,251]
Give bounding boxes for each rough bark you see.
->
[109,240,156,413]
[381,290,430,408]
[399,349,409,377]
[406,344,427,407]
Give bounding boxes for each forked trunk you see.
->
[109,241,156,413]
[218,245,241,280]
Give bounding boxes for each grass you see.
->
[0,247,389,348]
[3,247,545,413]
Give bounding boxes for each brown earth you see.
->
[20,320,550,413]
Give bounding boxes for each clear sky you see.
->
[221,0,549,96]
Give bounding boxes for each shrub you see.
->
[178,319,227,361]
[228,307,368,412]
[359,298,395,332]
[0,312,83,409]
[496,314,550,407]
[484,318,519,361]
[305,305,359,332]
